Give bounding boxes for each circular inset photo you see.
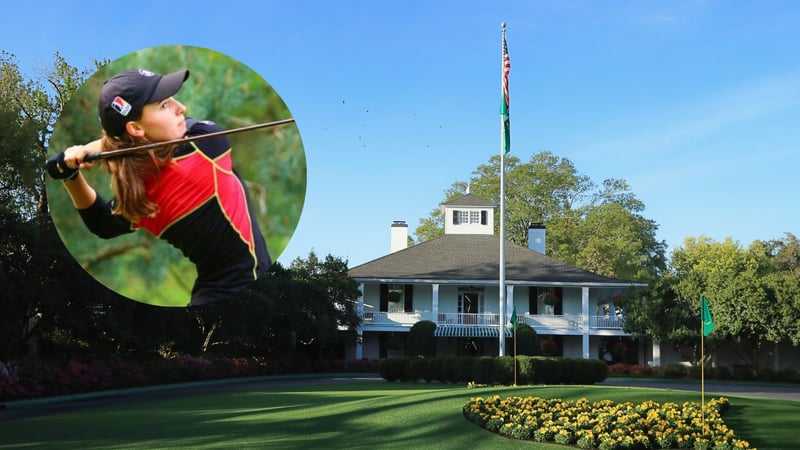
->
[46,45,306,307]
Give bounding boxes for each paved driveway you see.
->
[600,377,800,402]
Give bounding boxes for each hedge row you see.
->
[379,355,608,385]
[0,355,380,402]
[609,362,800,382]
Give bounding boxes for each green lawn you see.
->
[0,381,797,449]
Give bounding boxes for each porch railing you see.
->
[590,315,625,329]
[522,313,583,330]
[436,312,500,326]
[361,311,625,331]
[362,311,423,326]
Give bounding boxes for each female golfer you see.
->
[46,68,271,306]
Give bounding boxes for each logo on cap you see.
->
[111,96,132,116]
[138,69,156,77]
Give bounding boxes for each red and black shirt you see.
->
[78,120,270,306]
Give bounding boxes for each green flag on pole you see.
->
[500,25,511,154]
[510,305,518,331]
[701,295,715,336]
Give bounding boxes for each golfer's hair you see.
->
[102,133,176,222]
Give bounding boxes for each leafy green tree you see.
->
[753,234,800,346]
[670,236,775,368]
[0,52,98,359]
[552,200,666,280]
[622,277,699,361]
[414,151,665,281]
[0,51,89,219]
[762,233,800,278]
[761,269,800,346]
[289,251,361,345]
[623,234,800,366]
[549,178,666,280]
[191,253,361,359]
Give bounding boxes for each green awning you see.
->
[434,326,512,338]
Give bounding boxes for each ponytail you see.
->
[101,133,176,222]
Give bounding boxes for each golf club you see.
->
[83,118,296,162]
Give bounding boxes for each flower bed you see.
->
[463,395,754,449]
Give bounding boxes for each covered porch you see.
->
[360,310,626,333]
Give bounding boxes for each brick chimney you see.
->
[390,220,408,253]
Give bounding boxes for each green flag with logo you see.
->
[701,295,715,336]
[510,305,518,331]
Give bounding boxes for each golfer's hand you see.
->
[63,144,97,171]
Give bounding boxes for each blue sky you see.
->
[4,1,800,268]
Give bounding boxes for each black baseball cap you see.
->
[98,68,190,137]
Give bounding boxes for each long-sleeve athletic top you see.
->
[78,119,271,306]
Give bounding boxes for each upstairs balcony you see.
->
[361,311,625,333]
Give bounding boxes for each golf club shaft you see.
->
[84,118,296,162]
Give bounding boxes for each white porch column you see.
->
[582,286,590,359]
[432,284,439,324]
[356,283,364,360]
[652,339,661,367]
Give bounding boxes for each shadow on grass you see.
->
[720,397,800,450]
[0,381,795,449]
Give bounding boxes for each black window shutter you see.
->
[380,284,388,312]
[529,287,538,314]
[404,284,413,312]
[481,210,487,225]
[453,210,459,225]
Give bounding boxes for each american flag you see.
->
[502,31,511,112]
[500,26,511,154]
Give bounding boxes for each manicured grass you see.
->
[0,381,797,449]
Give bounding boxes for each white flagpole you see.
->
[499,148,506,355]
[498,22,508,357]
[499,155,506,356]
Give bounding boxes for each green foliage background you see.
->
[47,45,306,307]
